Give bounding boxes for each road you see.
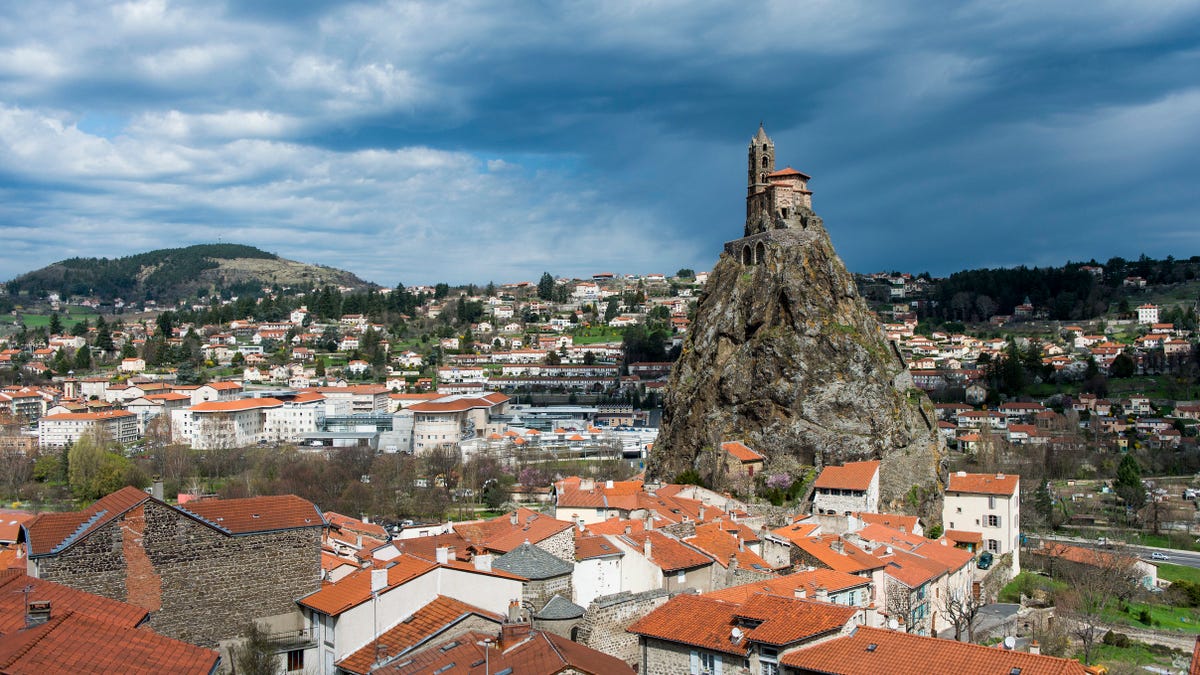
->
[1036,533,1200,568]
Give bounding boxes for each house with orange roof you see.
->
[451,508,576,562]
[812,460,881,516]
[22,487,324,649]
[854,512,922,537]
[298,552,524,671]
[705,567,873,611]
[723,440,766,477]
[606,529,717,595]
[0,569,220,675]
[944,471,1021,576]
[782,624,1088,674]
[408,391,509,453]
[572,532,624,607]
[685,521,779,587]
[629,590,859,675]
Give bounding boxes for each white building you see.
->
[409,392,509,453]
[171,394,325,449]
[812,460,881,516]
[1137,304,1160,325]
[38,410,139,448]
[943,471,1021,575]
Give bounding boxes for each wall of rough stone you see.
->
[33,500,322,648]
[524,573,573,615]
[576,589,669,665]
[641,637,749,675]
[535,528,576,563]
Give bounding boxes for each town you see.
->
[1,129,1199,675]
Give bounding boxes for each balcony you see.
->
[262,627,318,652]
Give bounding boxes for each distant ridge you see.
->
[5,243,375,304]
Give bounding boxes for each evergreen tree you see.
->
[537,272,555,301]
[1035,478,1054,525]
[94,316,114,351]
[48,312,62,335]
[73,345,92,371]
[1114,454,1145,511]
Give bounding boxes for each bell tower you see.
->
[748,124,775,198]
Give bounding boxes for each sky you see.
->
[1,1,1199,287]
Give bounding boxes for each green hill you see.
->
[4,244,374,305]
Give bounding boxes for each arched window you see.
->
[761,156,769,168]
[742,245,753,265]
[760,173,767,183]
[755,241,766,264]
[762,144,769,152]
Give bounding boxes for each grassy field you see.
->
[1158,563,1200,584]
[1102,600,1200,634]
[998,571,1067,603]
[1085,641,1179,670]
[570,326,624,344]
[0,310,101,328]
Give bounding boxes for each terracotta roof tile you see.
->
[575,534,623,560]
[620,531,712,572]
[337,596,504,675]
[406,392,508,413]
[685,522,776,571]
[180,494,324,535]
[24,486,150,557]
[453,508,573,553]
[189,397,283,412]
[855,512,919,534]
[373,628,635,674]
[299,555,439,616]
[814,461,880,490]
[722,441,765,462]
[705,568,870,604]
[0,570,147,634]
[946,472,1019,496]
[944,529,983,544]
[324,511,389,540]
[792,535,885,574]
[781,625,1087,674]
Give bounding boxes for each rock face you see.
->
[647,127,944,512]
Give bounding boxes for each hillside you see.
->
[4,244,375,304]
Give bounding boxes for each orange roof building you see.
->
[813,461,881,516]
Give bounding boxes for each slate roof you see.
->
[534,594,585,620]
[492,542,572,580]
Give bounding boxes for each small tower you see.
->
[747,124,775,200]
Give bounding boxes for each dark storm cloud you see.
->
[0,0,1198,283]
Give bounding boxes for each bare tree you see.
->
[941,587,986,642]
[885,580,921,634]
[1053,543,1143,665]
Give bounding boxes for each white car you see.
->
[1150,552,1170,561]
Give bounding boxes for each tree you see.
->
[68,428,145,500]
[1034,478,1054,526]
[1055,544,1143,665]
[232,622,282,675]
[48,312,62,335]
[676,268,695,280]
[941,587,986,642]
[537,272,555,301]
[94,316,114,351]
[1109,352,1135,378]
[1114,454,1145,511]
[73,345,92,371]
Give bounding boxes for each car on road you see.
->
[1150,552,1170,561]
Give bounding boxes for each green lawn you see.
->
[570,327,624,344]
[1102,601,1200,634]
[1084,641,1178,670]
[2,310,101,328]
[998,571,1067,603]
[1158,563,1200,584]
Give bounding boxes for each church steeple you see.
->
[748,125,776,197]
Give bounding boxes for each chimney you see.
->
[577,519,584,532]
[899,525,906,534]
[831,539,843,554]
[436,546,451,564]
[25,600,51,628]
[815,586,828,602]
[794,587,807,599]
[606,479,614,489]
[356,534,363,548]
[729,553,738,570]
[737,535,745,552]
[510,511,519,526]
[624,525,632,535]
[699,506,706,521]
[151,478,164,501]
[474,553,493,572]
[370,568,388,594]
[643,536,652,560]
[1028,640,1040,655]
[507,599,522,623]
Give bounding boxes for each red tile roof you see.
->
[0,570,146,634]
[24,486,150,557]
[189,397,283,412]
[180,494,324,535]
[855,512,919,534]
[0,510,34,544]
[324,511,389,540]
[452,508,573,553]
[705,568,870,604]
[299,555,439,616]
[946,472,1019,496]
[39,410,136,422]
[944,529,983,544]
[722,441,765,462]
[814,461,880,491]
[0,610,220,674]
[337,595,504,675]
[406,392,508,413]
[781,625,1087,674]
[767,166,812,179]
[373,628,635,674]
[685,522,776,571]
[793,535,884,574]
[575,534,623,560]
[620,531,712,572]
[629,593,855,655]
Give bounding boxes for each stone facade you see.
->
[31,500,322,647]
[523,573,573,615]
[534,527,576,563]
[575,589,669,665]
[640,636,747,675]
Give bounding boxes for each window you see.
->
[287,650,304,671]
[760,647,779,675]
[988,496,997,509]
[701,652,720,674]
[987,515,1001,528]
[956,507,962,513]
[988,539,1000,553]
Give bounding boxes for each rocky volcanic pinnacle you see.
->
[648,130,944,512]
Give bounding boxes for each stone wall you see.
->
[33,500,322,647]
[535,528,576,563]
[641,637,749,675]
[576,589,669,665]
[524,573,573,615]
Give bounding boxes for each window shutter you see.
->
[714,655,723,675]
[691,650,699,674]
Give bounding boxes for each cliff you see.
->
[647,212,944,513]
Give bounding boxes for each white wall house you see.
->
[812,460,881,515]
[943,471,1021,576]
[38,410,139,448]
